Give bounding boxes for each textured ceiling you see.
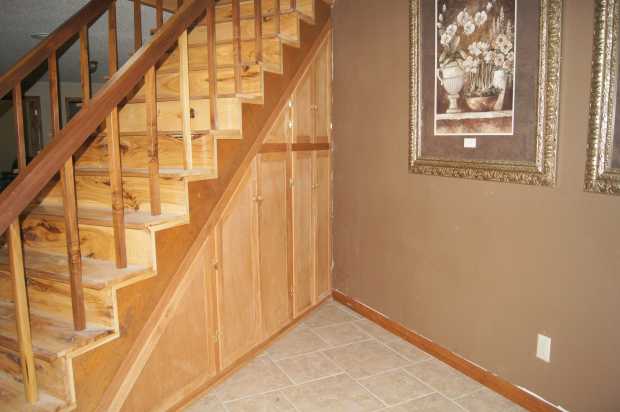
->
[0,0,161,85]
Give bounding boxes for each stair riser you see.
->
[192,14,299,46]
[119,98,242,133]
[0,350,73,404]
[214,0,297,21]
[76,134,216,171]
[135,64,263,99]
[38,174,189,216]
[0,275,115,329]
[20,216,154,267]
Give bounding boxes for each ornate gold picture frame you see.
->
[585,0,620,195]
[409,0,563,186]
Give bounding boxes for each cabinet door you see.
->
[294,71,314,144]
[216,165,260,369]
[314,150,331,300]
[314,39,331,144]
[258,152,291,337]
[292,151,315,315]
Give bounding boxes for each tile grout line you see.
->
[400,365,473,412]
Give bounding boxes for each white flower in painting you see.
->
[506,51,515,63]
[443,4,447,13]
[494,34,512,54]
[461,55,480,74]
[478,41,490,53]
[457,9,473,26]
[440,32,453,47]
[437,22,443,29]
[486,2,492,12]
[446,23,457,36]
[483,50,495,64]
[438,13,444,22]
[474,11,487,26]
[502,58,513,71]
[463,21,476,35]
[494,52,505,68]
[468,42,481,57]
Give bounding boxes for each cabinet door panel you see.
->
[315,41,331,143]
[258,153,291,337]
[294,71,313,143]
[217,166,260,368]
[315,150,330,299]
[292,151,314,315]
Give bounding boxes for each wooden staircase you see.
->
[0,0,332,410]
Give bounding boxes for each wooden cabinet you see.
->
[215,166,261,369]
[292,151,315,315]
[314,150,331,299]
[257,152,291,338]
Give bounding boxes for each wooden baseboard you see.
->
[168,295,331,412]
[332,290,561,412]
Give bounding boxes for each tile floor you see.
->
[185,300,526,412]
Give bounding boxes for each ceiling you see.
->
[0,0,162,86]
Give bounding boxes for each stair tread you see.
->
[0,371,68,412]
[74,166,217,180]
[0,301,115,362]
[26,205,187,231]
[0,249,154,291]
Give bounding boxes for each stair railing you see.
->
[0,0,216,402]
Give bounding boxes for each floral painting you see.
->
[434,0,516,135]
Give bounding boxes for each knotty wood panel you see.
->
[257,152,290,338]
[120,244,213,412]
[293,70,313,143]
[216,166,261,369]
[292,151,314,314]
[314,150,330,299]
[315,38,330,143]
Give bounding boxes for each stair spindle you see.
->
[254,0,263,63]
[49,51,87,331]
[145,67,162,215]
[107,1,128,268]
[9,84,38,404]
[179,29,193,169]
[156,0,164,28]
[232,0,243,94]
[207,0,219,131]
[134,0,143,51]
[274,0,281,37]
[291,0,296,11]
[79,25,91,105]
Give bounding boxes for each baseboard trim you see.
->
[332,290,561,412]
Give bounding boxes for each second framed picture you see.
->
[409,0,563,186]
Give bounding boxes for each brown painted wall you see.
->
[331,1,620,411]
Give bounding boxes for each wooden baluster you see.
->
[254,0,263,63]
[156,0,164,29]
[207,0,218,131]
[274,0,281,37]
[179,29,193,169]
[107,1,128,268]
[49,51,86,331]
[232,0,242,94]
[134,0,143,51]
[79,25,91,106]
[9,84,37,403]
[290,0,296,11]
[145,67,161,215]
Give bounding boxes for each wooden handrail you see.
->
[0,0,207,235]
[0,0,112,99]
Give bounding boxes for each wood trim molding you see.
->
[261,142,330,153]
[332,290,562,412]
[95,22,333,412]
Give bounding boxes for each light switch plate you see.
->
[464,137,477,148]
[536,334,551,363]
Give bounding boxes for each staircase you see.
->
[0,0,332,410]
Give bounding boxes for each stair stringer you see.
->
[69,3,332,411]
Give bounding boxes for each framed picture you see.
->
[409,0,563,186]
[585,0,620,195]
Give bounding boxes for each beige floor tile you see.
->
[281,373,384,412]
[276,351,343,384]
[303,303,358,328]
[324,340,410,379]
[358,369,434,406]
[224,391,296,412]
[405,359,482,399]
[216,356,293,401]
[329,301,364,319]
[456,388,528,412]
[385,393,463,411]
[267,328,330,361]
[184,394,226,412]
[313,321,372,346]
[383,338,430,363]
[354,319,401,342]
